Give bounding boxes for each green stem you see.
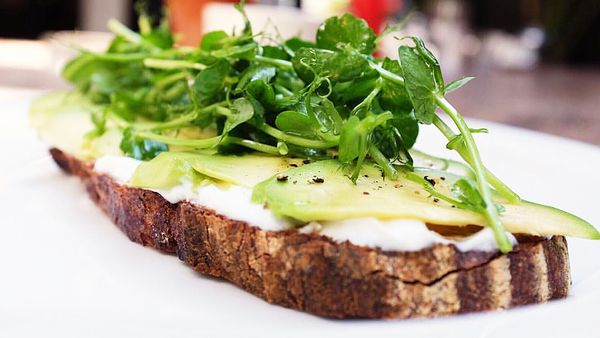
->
[138,101,226,131]
[142,111,198,131]
[351,82,381,116]
[107,19,160,51]
[404,171,464,206]
[144,58,206,71]
[434,95,512,253]
[107,19,142,44]
[136,131,221,148]
[87,52,149,62]
[156,72,189,88]
[255,55,294,69]
[227,137,282,155]
[368,60,405,86]
[369,144,398,179]
[163,82,188,100]
[138,15,152,35]
[136,131,282,156]
[432,115,520,203]
[260,124,339,149]
[273,84,294,97]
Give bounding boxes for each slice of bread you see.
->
[50,148,571,319]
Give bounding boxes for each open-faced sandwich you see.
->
[30,4,599,319]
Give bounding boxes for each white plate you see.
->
[1,97,599,338]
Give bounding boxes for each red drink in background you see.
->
[166,0,239,46]
[166,0,401,47]
[350,0,402,33]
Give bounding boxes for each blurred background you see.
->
[0,0,599,144]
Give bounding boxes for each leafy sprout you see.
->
[64,4,520,252]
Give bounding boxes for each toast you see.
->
[50,147,571,319]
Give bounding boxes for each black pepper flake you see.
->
[363,174,369,178]
[451,205,456,208]
[363,191,370,195]
[424,175,436,186]
[289,163,298,168]
[440,177,446,181]
[302,159,311,164]
[433,198,440,203]
[312,177,325,183]
[276,174,288,182]
[293,180,297,184]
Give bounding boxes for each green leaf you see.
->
[225,98,255,134]
[275,110,315,137]
[200,30,229,51]
[317,98,343,134]
[292,47,368,83]
[274,69,305,94]
[244,80,277,111]
[62,53,98,88]
[142,27,174,50]
[445,76,475,94]
[284,37,316,52]
[379,58,413,112]
[120,127,168,160]
[389,109,419,149]
[212,41,258,60]
[193,59,230,104]
[235,65,276,93]
[339,113,393,181]
[398,45,437,124]
[405,36,444,92]
[338,115,362,164]
[451,178,486,212]
[369,95,416,164]
[316,13,377,54]
[261,45,290,60]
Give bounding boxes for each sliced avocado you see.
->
[130,152,304,189]
[29,91,123,158]
[130,152,203,189]
[188,153,304,188]
[253,160,600,239]
[30,91,95,157]
[410,149,475,178]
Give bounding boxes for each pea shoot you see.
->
[63,3,519,252]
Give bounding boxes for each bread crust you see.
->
[50,148,571,319]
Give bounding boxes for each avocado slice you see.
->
[253,160,600,239]
[130,152,204,189]
[29,91,122,159]
[188,153,304,188]
[130,152,304,189]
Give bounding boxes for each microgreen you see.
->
[64,4,520,252]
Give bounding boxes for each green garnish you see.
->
[62,3,520,252]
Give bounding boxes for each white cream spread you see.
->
[93,155,515,252]
[306,218,516,252]
[156,182,293,231]
[94,155,141,183]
